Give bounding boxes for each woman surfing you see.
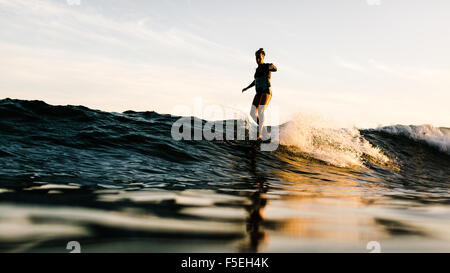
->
[242,48,277,140]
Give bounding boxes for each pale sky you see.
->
[0,0,449,128]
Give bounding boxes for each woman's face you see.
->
[256,53,264,65]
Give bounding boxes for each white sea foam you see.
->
[277,113,390,167]
[375,124,450,155]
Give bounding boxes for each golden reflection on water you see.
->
[236,148,441,252]
[0,147,448,252]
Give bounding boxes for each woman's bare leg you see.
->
[250,93,261,125]
[257,93,272,139]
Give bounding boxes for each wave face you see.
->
[0,98,449,252]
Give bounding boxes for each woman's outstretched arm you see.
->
[242,80,255,93]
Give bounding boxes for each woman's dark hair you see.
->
[255,48,265,56]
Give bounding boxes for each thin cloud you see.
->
[368,59,450,84]
[0,0,247,65]
[333,56,366,72]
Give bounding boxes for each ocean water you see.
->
[0,98,449,252]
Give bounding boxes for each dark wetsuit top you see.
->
[254,63,277,95]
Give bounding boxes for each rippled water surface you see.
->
[0,99,449,252]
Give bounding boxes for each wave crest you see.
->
[278,113,390,167]
[375,124,450,155]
